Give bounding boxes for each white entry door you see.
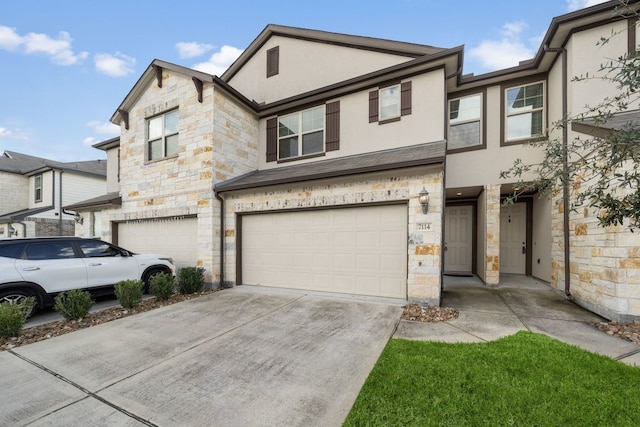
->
[444,206,473,273]
[500,203,526,274]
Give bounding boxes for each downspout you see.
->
[214,190,225,288]
[544,44,571,297]
[59,170,64,235]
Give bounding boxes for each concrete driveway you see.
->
[1,286,402,426]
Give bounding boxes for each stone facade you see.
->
[221,166,444,303]
[0,171,28,213]
[92,71,258,285]
[551,195,640,321]
[484,185,501,285]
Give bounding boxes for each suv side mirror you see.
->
[120,250,131,257]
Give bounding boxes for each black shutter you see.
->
[267,46,279,78]
[369,90,379,123]
[325,101,340,152]
[266,118,277,162]
[401,81,412,116]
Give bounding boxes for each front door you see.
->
[500,203,526,274]
[444,206,473,274]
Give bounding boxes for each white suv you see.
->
[0,237,175,315]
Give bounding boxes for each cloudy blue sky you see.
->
[0,0,606,162]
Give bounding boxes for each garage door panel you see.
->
[118,218,197,269]
[242,205,407,299]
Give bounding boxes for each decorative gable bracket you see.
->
[192,77,203,103]
[118,109,129,130]
[152,64,163,88]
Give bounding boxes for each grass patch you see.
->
[344,331,640,426]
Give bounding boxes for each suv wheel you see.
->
[0,289,38,318]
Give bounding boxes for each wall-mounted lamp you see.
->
[419,187,429,214]
[75,214,84,225]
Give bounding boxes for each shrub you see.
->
[177,267,205,294]
[54,290,93,321]
[149,273,175,301]
[0,297,35,338]
[115,279,144,309]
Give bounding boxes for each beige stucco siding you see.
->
[0,171,28,213]
[258,70,445,170]
[228,35,417,104]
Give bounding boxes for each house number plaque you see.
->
[416,222,432,231]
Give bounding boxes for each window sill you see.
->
[446,143,486,154]
[144,154,179,165]
[501,135,547,147]
[277,152,326,164]
[378,117,401,125]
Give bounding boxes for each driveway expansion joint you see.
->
[8,349,158,426]
[615,347,640,361]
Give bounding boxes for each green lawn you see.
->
[344,331,640,427]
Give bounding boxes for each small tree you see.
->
[501,2,640,229]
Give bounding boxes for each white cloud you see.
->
[82,137,98,147]
[0,25,87,65]
[0,25,22,50]
[86,120,119,135]
[566,0,608,12]
[176,41,214,58]
[192,45,243,76]
[468,21,535,72]
[0,127,29,141]
[94,52,136,77]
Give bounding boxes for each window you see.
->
[147,109,179,161]
[91,211,102,238]
[25,242,76,260]
[78,239,120,258]
[267,46,279,77]
[505,82,545,143]
[448,94,483,151]
[34,174,42,203]
[278,106,325,159]
[369,81,412,123]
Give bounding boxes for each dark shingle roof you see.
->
[63,192,122,211]
[0,151,107,177]
[215,141,445,193]
[571,109,640,138]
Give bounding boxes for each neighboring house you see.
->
[71,1,640,321]
[0,151,107,238]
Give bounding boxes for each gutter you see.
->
[214,190,226,288]
[544,44,571,297]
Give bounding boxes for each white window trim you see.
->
[146,109,179,162]
[34,174,42,203]
[504,81,546,143]
[448,93,483,151]
[278,105,325,160]
[379,84,401,121]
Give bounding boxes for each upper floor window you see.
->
[266,101,340,163]
[369,81,412,124]
[278,106,325,160]
[448,93,483,151]
[34,174,42,203]
[504,81,545,143]
[147,109,178,161]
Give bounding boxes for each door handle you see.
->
[22,267,40,271]
[522,242,526,254]
[89,263,103,266]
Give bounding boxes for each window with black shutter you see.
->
[325,101,340,152]
[266,118,278,162]
[369,81,412,124]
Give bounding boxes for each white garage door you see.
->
[242,205,407,298]
[118,217,197,269]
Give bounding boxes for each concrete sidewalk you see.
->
[394,275,640,366]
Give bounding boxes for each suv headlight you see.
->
[159,257,174,265]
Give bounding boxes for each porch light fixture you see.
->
[419,187,429,214]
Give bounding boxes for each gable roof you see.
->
[571,109,640,137]
[221,24,446,82]
[0,151,107,177]
[110,59,258,127]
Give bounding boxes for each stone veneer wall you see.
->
[551,194,640,321]
[221,166,444,304]
[100,71,258,284]
[484,185,501,285]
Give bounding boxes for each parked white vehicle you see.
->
[0,237,175,316]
